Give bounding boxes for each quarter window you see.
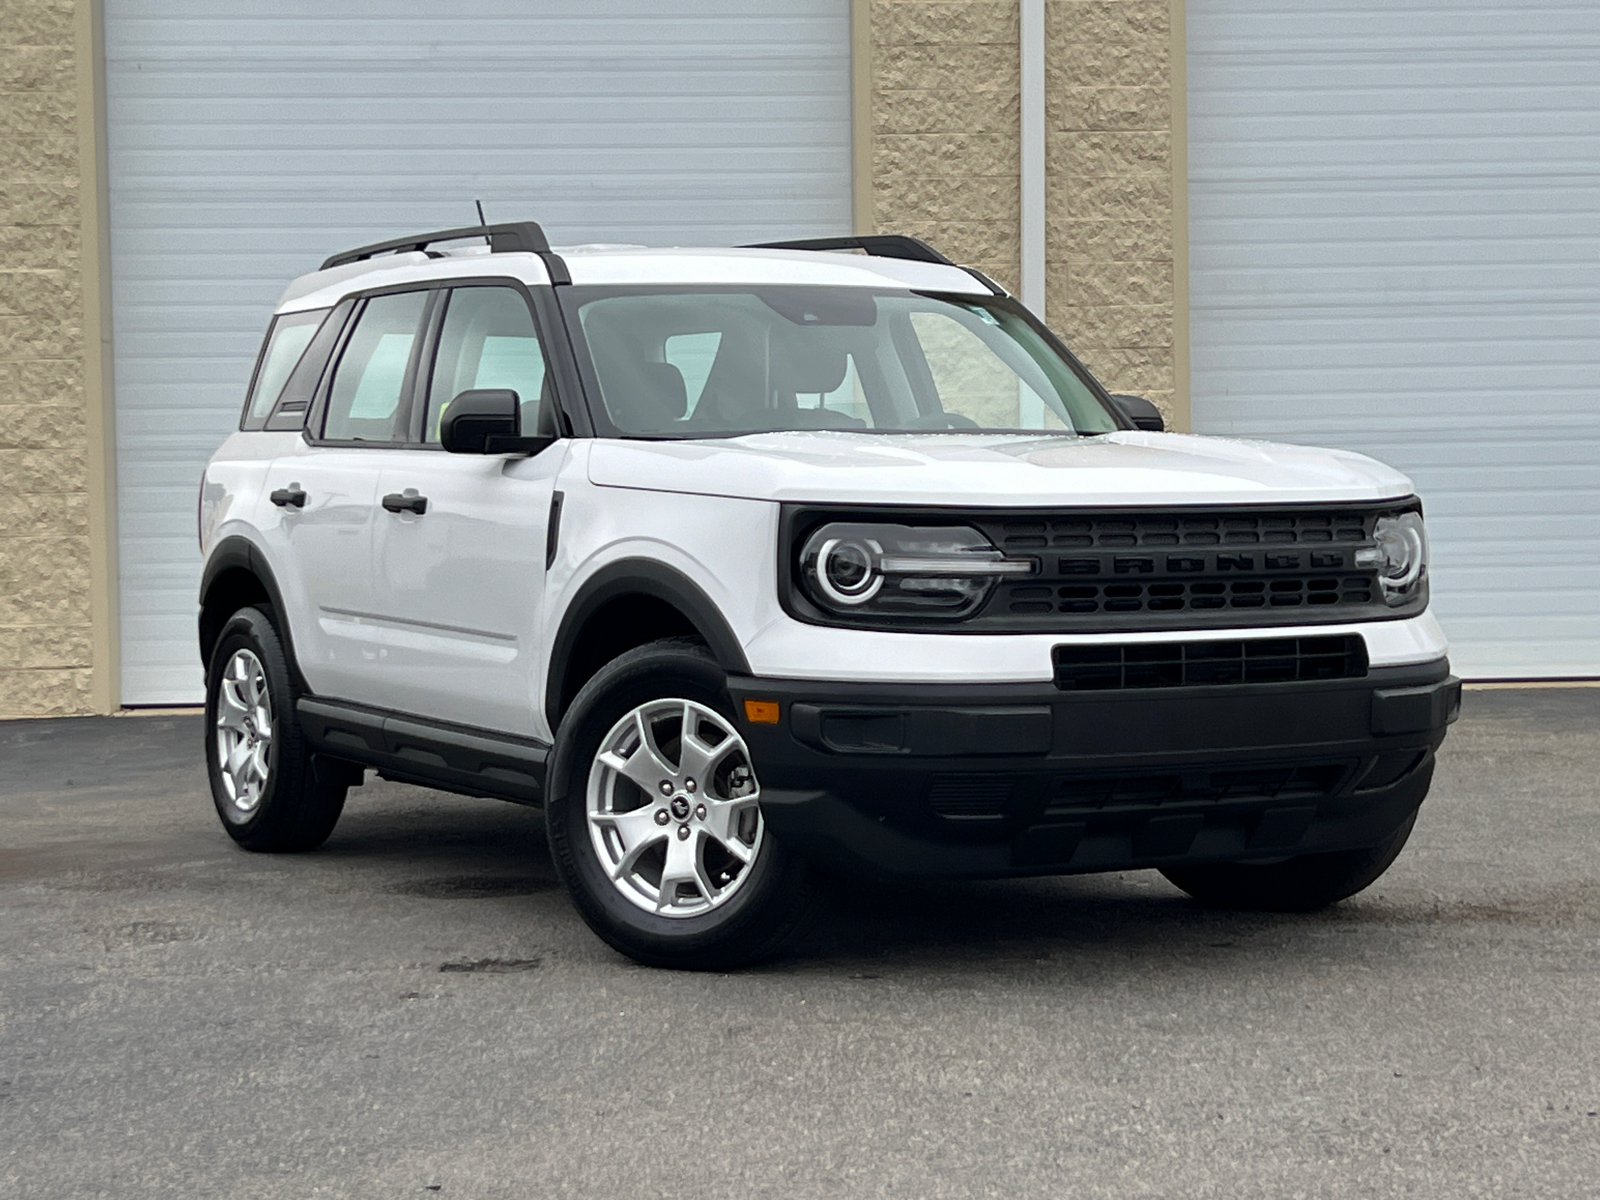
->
[322,291,429,442]
[426,287,547,443]
[243,308,329,428]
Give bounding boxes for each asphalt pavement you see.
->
[3,688,1599,1198]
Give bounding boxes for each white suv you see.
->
[198,222,1459,967]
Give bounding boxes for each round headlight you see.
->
[814,536,883,605]
[797,521,1034,620]
[1359,511,1428,606]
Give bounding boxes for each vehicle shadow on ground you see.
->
[318,781,1492,975]
[791,872,1328,971]
[314,781,565,896]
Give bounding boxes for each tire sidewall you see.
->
[546,641,803,964]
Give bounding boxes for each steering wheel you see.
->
[905,412,980,431]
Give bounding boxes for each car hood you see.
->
[584,430,1415,507]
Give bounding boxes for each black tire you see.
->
[1159,808,1419,912]
[545,638,815,969]
[204,605,349,852]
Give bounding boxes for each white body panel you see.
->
[1188,0,1600,677]
[585,430,1416,507]
[106,1,852,703]
[256,444,384,701]
[367,449,564,735]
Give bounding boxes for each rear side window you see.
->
[241,308,330,430]
[321,291,430,443]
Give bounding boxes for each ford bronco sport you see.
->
[198,222,1459,967]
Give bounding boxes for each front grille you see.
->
[994,510,1370,552]
[1045,762,1348,815]
[961,504,1420,632]
[1053,634,1367,691]
[1018,575,1374,615]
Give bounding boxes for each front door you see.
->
[366,283,563,737]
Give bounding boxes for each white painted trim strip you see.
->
[1019,0,1047,319]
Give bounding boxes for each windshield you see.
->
[565,286,1122,438]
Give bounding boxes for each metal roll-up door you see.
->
[1188,1,1600,678]
[106,1,852,703]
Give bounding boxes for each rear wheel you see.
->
[1159,809,1418,912]
[204,606,349,852]
[546,639,814,968]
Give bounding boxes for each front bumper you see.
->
[728,659,1459,880]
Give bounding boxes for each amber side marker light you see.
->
[743,699,780,725]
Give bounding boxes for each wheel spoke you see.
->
[657,831,704,911]
[589,804,666,845]
[634,709,681,777]
[597,747,670,796]
[215,680,249,731]
[590,806,670,882]
[679,719,740,784]
[224,737,252,779]
[612,830,668,882]
[702,795,759,858]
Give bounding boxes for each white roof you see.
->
[276,244,992,313]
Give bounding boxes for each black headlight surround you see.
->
[779,500,1429,634]
[780,505,1034,630]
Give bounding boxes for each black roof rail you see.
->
[320,221,554,271]
[742,234,956,267]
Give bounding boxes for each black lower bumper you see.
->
[728,659,1459,880]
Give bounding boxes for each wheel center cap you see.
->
[670,795,692,820]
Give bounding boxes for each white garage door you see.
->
[1188,1,1600,678]
[106,1,852,703]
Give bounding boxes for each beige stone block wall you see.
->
[869,0,1022,291]
[0,0,94,717]
[1046,0,1178,422]
[866,0,1181,426]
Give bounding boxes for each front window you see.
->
[566,287,1121,438]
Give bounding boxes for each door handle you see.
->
[381,490,428,515]
[270,484,307,508]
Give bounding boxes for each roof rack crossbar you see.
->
[741,235,956,267]
[320,221,553,271]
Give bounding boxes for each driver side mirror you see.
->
[1109,393,1165,432]
[440,389,554,455]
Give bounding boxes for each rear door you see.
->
[366,282,564,737]
[260,287,434,702]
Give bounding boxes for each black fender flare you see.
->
[198,536,299,681]
[545,558,751,724]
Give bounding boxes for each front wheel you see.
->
[545,639,814,969]
[1159,809,1419,912]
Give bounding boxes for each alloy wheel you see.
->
[585,697,763,917]
[214,648,274,820]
